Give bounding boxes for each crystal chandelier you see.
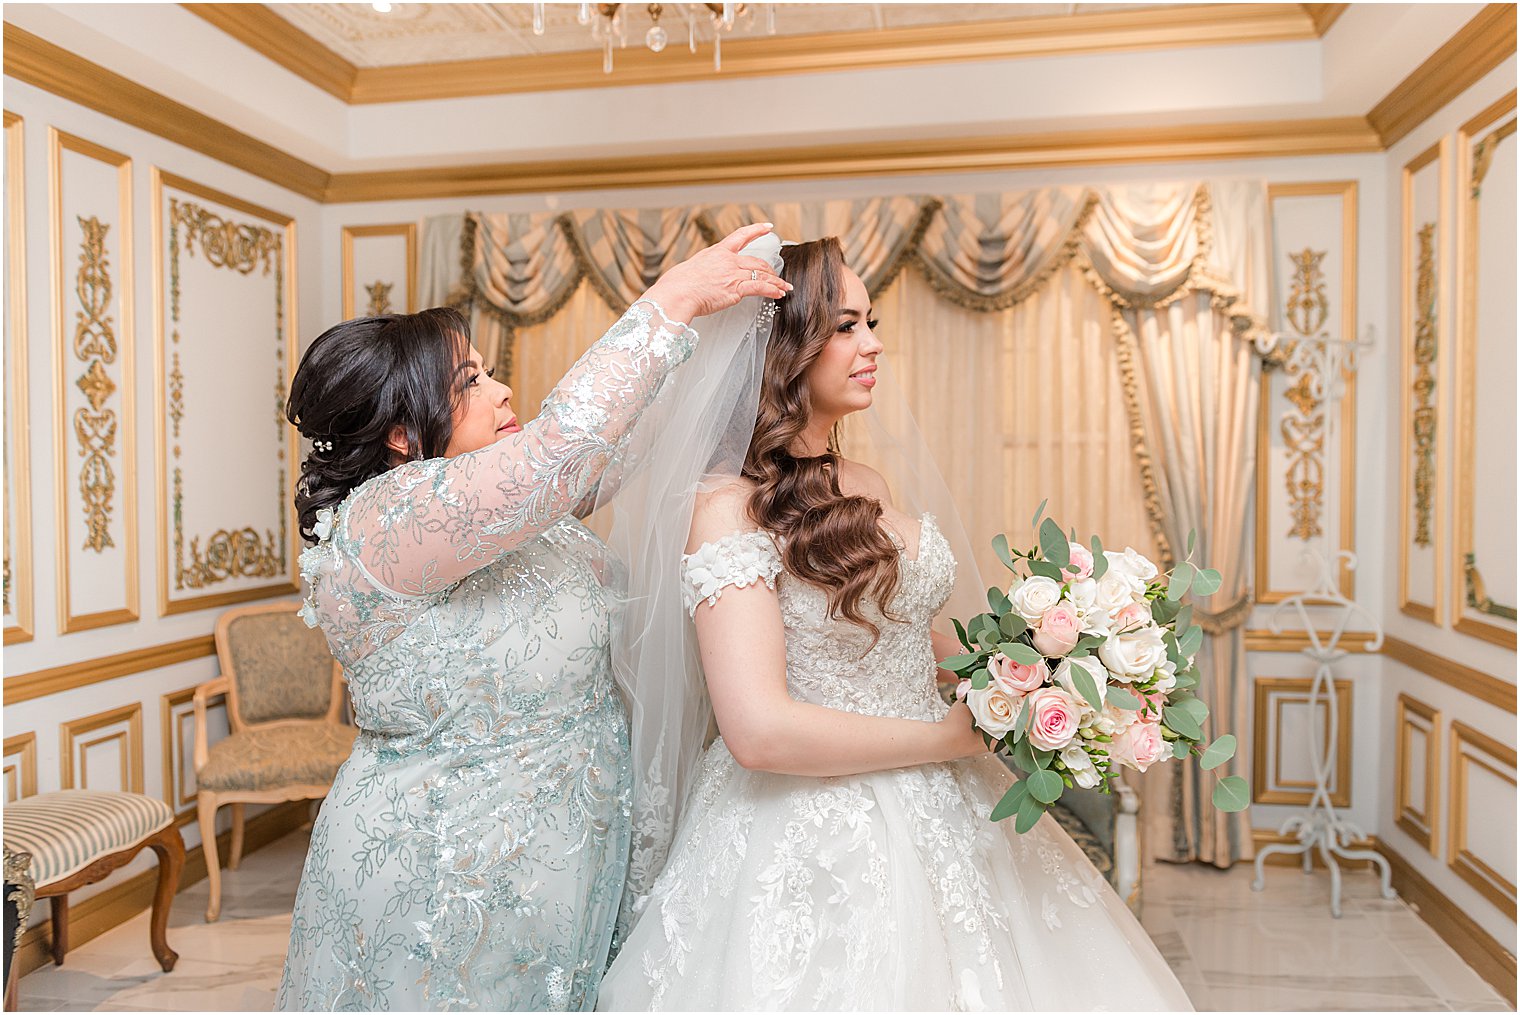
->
[531,2,777,74]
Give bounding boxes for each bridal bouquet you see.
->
[943,502,1249,832]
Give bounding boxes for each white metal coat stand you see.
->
[1249,329,1395,917]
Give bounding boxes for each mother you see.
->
[275,224,788,1011]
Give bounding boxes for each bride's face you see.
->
[804,266,881,423]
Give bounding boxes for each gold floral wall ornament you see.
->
[1411,223,1438,548]
[1464,553,1518,621]
[71,215,120,552]
[1279,248,1330,542]
[365,280,394,316]
[1470,118,1516,198]
[168,197,288,593]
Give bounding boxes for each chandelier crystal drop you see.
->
[530,2,775,74]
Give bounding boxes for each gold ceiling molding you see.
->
[2,23,330,203]
[323,118,1381,202]
[3,634,216,704]
[1382,635,1517,715]
[184,3,1324,104]
[1368,3,1518,148]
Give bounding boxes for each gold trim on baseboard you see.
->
[1257,181,1359,605]
[1394,694,1440,855]
[340,223,419,319]
[4,110,34,645]
[3,635,217,704]
[186,3,1324,103]
[1451,90,1518,650]
[1252,675,1352,807]
[1448,721,1517,918]
[1398,139,1447,626]
[3,731,38,801]
[1368,3,1518,148]
[49,128,140,635]
[1243,628,1380,653]
[1382,635,1518,714]
[1378,840,1518,1006]
[60,703,144,793]
[12,798,309,980]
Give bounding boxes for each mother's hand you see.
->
[640,223,791,324]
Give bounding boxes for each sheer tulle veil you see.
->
[602,234,988,937]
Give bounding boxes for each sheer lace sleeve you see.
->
[344,299,698,595]
[681,530,783,615]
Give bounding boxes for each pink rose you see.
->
[1032,602,1082,657]
[1063,542,1094,582]
[956,679,971,702]
[1113,601,1152,633]
[989,653,1049,693]
[1025,687,1080,751]
[1111,719,1166,772]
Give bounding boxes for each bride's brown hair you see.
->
[743,237,901,641]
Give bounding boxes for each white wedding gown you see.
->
[599,515,1194,1012]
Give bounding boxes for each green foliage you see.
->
[1200,734,1237,771]
[1039,518,1071,569]
[1212,775,1250,812]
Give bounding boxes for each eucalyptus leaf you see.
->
[1028,559,1065,581]
[1193,568,1223,597]
[1070,665,1105,711]
[1178,624,1204,659]
[1167,561,1196,602]
[990,780,1027,822]
[999,613,1028,638]
[1171,670,1198,690]
[1030,498,1048,533]
[1011,737,1037,773]
[1200,734,1237,771]
[1173,696,1209,725]
[1172,739,1192,760]
[971,667,990,690]
[1105,685,1143,710]
[941,652,984,671]
[1002,642,1044,665]
[1211,775,1250,812]
[991,532,1015,573]
[1186,529,1197,558]
[1033,746,1055,770]
[1025,769,1064,804]
[1039,518,1071,569]
[952,618,971,651]
[1175,604,1193,632]
[1012,696,1033,740]
[987,586,1011,614]
[1162,705,1202,739]
[1151,598,1182,624]
[1014,793,1046,832]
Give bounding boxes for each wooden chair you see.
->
[193,601,355,922]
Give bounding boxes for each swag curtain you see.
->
[431,181,1272,867]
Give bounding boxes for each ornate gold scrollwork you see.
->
[1280,248,1329,541]
[168,198,287,592]
[365,280,394,316]
[1411,223,1438,547]
[72,215,119,552]
[1470,118,1517,198]
[1464,553,1518,621]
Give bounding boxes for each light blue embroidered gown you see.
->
[275,301,699,1012]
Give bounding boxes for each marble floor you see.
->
[16,830,1513,1012]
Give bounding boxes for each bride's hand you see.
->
[940,701,993,760]
[639,223,791,324]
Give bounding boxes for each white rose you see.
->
[1104,546,1159,583]
[966,682,1023,739]
[1059,744,1102,789]
[1098,626,1169,682]
[1093,570,1144,621]
[1009,575,1063,624]
[1053,655,1108,715]
[1066,579,1103,630]
[1092,702,1140,737]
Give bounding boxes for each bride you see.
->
[598,236,1193,1011]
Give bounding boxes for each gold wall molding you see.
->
[1258,181,1359,605]
[1244,628,1379,653]
[4,110,33,645]
[12,798,309,980]
[160,683,225,824]
[3,634,217,705]
[365,281,393,316]
[1452,90,1518,650]
[49,128,139,635]
[2,24,329,202]
[1394,694,1440,855]
[1382,635,1518,714]
[1368,3,1519,148]
[1447,721,1518,918]
[1398,140,1446,625]
[1280,248,1329,541]
[340,222,418,318]
[152,170,299,617]
[185,3,1328,104]
[1252,675,1352,807]
[3,731,38,801]
[59,702,144,793]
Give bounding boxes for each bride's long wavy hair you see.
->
[743,237,901,641]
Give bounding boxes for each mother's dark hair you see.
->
[285,308,471,542]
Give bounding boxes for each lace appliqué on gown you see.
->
[680,530,783,615]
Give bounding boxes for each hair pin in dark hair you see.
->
[312,438,335,453]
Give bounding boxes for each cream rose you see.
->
[1032,602,1083,657]
[966,682,1023,739]
[1025,687,1081,751]
[1098,626,1169,682]
[1009,576,1063,624]
[1104,546,1160,584]
[1111,601,1152,634]
[1053,655,1109,714]
[989,653,1048,693]
[1110,719,1167,772]
[1059,743,1102,789]
[1092,570,1144,621]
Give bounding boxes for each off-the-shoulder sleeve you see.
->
[681,529,783,616]
[342,299,698,596]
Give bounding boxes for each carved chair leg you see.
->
[48,895,67,966]
[146,826,184,972]
[228,804,246,871]
[197,794,222,923]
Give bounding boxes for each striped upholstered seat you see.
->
[2,791,174,888]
